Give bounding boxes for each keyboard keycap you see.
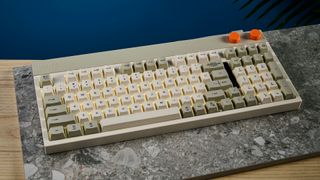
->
[49,126,65,140]
[67,124,82,137]
[47,114,75,128]
[43,95,61,108]
[84,121,100,135]
[46,105,67,118]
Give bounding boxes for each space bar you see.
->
[100,108,181,132]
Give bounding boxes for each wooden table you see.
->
[0,60,319,180]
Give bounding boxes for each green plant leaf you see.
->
[239,0,254,10]
[256,0,283,21]
[245,0,270,19]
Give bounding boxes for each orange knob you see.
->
[249,29,262,40]
[228,31,240,43]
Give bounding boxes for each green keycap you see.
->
[47,114,75,128]
[206,80,221,91]
[121,63,133,75]
[157,59,169,69]
[224,48,237,59]
[241,56,253,65]
[258,43,268,53]
[247,44,258,55]
[84,121,100,135]
[232,97,246,108]
[146,60,157,71]
[229,57,242,69]
[252,54,264,65]
[263,52,274,63]
[133,62,145,73]
[219,98,234,111]
[40,75,51,87]
[49,126,65,140]
[193,103,206,116]
[204,90,226,102]
[45,105,67,118]
[277,79,295,99]
[218,78,233,90]
[236,46,247,57]
[226,87,241,98]
[211,69,228,80]
[205,101,219,113]
[67,124,82,137]
[180,105,194,118]
[268,62,283,80]
[43,95,61,108]
[244,94,257,106]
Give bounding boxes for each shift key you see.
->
[46,105,67,118]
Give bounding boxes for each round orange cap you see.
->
[228,31,240,43]
[249,29,262,40]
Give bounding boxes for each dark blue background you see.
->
[0,0,319,59]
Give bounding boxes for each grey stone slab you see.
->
[14,24,320,179]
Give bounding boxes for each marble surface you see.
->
[14,24,320,179]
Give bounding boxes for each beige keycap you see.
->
[49,126,65,140]
[133,62,145,73]
[173,55,186,67]
[232,96,246,108]
[121,63,133,75]
[190,64,202,75]
[167,67,178,78]
[158,89,170,99]
[91,67,103,79]
[118,106,130,116]
[260,72,273,82]
[257,92,272,104]
[194,83,207,93]
[224,48,236,59]
[103,66,115,77]
[102,87,114,98]
[186,53,197,65]
[133,94,145,103]
[68,81,79,92]
[256,63,268,73]
[130,104,142,113]
[115,85,127,96]
[277,79,295,99]
[247,44,258,55]
[188,75,200,84]
[237,76,250,86]
[77,112,90,123]
[211,69,228,80]
[93,78,105,89]
[208,51,221,61]
[226,87,241,98]
[84,121,100,135]
[193,103,206,116]
[68,102,80,113]
[95,99,107,109]
[218,79,233,90]
[200,72,212,83]
[63,93,75,104]
[180,104,194,118]
[140,82,151,92]
[176,76,188,86]
[146,91,158,101]
[79,70,91,81]
[249,74,262,84]
[143,71,154,82]
[182,85,194,95]
[254,83,267,93]
[142,102,155,111]
[270,90,284,102]
[152,80,163,90]
[206,80,221,91]
[241,56,253,66]
[268,62,284,80]
[192,93,204,104]
[236,46,247,57]
[233,66,246,77]
[44,95,61,108]
[42,85,54,97]
[104,108,116,118]
[241,84,255,95]
[263,52,273,63]
[67,124,82,137]
[47,114,75,128]
[170,87,182,97]
[164,78,176,88]
[168,98,180,108]
[219,98,234,111]
[252,54,264,64]
[55,82,66,95]
[131,72,142,83]
[40,75,52,87]
[245,65,257,75]
[178,65,189,76]
[118,74,130,85]
[46,105,67,118]
[108,96,120,107]
[77,91,88,102]
[121,95,132,105]
[106,76,117,87]
[128,84,139,94]
[197,52,209,64]
[146,59,157,71]
[265,80,278,90]
[81,80,92,91]
[155,69,167,80]
[82,100,94,111]
[204,90,226,102]
[89,89,101,100]
[180,96,192,106]
[156,59,168,69]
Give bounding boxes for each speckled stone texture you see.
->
[14,24,320,179]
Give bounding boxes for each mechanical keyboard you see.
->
[32,29,302,154]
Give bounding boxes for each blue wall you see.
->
[0,0,319,59]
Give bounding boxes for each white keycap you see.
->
[89,89,101,100]
[42,85,53,96]
[118,74,130,85]
[176,76,188,86]
[155,69,167,80]
[102,87,114,98]
[190,64,202,75]
[64,93,75,104]
[270,90,284,102]
[69,102,80,113]
[260,72,273,82]
[168,98,180,108]
[115,85,127,96]
[158,89,170,99]
[104,108,116,118]
[245,65,257,75]
[257,92,272,104]
[139,82,151,92]
[128,84,139,94]
[142,102,155,112]
[95,98,107,109]
[108,96,119,107]
[178,65,189,76]
[121,95,132,105]
[265,80,278,90]
[65,71,78,83]
[130,104,142,114]
[77,112,90,123]
[91,110,103,121]
[55,82,66,95]
[164,78,176,88]
[170,87,182,97]
[143,71,154,82]
[167,67,178,78]
[188,74,200,85]
[146,91,158,101]
[233,67,246,77]
[237,76,250,86]
[152,80,163,90]
[256,63,268,73]
[106,76,117,87]
[173,56,186,67]
[131,72,142,83]
[241,84,255,95]
[118,106,129,116]
[200,72,212,83]
[82,100,94,111]
[208,51,221,61]
[254,83,267,93]
[103,66,115,77]
[197,52,209,64]
[76,91,88,102]
[133,94,145,103]
[192,93,204,103]
[194,83,207,93]
[81,80,92,91]
[68,81,79,92]
[79,70,91,81]
[180,96,192,106]
[186,53,197,65]
[91,67,103,79]
[182,85,194,95]
[155,100,167,110]
[93,78,105,89]
[249,74,262,84]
